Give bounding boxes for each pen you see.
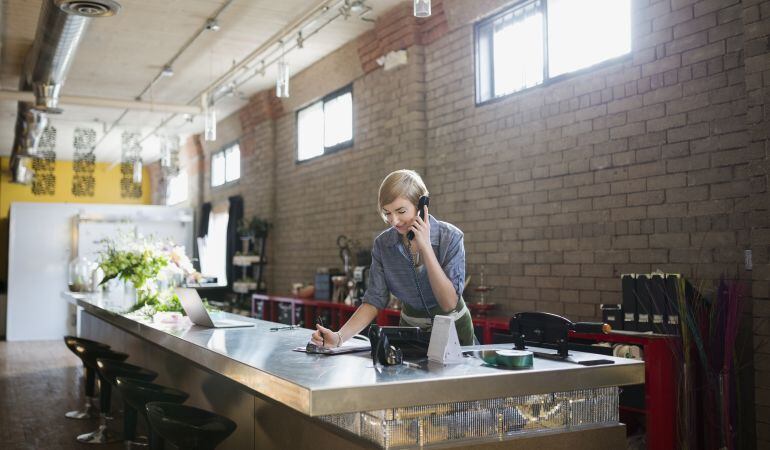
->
[269,325,299,332]
[316,316,326,348]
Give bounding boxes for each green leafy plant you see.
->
[97,233,200,316]
[237,216,271,238]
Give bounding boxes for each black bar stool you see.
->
[115,377,189,448]
[63,336,110,419]
[146,402,237,450]
[77,358,157,444]
[72,344,128,428]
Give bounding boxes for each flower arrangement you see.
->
[97,232,201,317]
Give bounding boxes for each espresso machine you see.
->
[351,265,370,304]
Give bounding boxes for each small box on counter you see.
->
[649,274,667,334]
[635,275,652,332]
[601,304,623,331]
[619,272,688,335]
[664,275,680,335]
[621,275,637,331]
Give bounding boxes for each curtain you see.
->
[195,202,212,272]
[226,195,244,288]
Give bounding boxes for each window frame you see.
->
[295,84,354,164]
[210,141,241,188]
[474,0,631,106]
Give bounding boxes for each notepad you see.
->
[295,335,371,355]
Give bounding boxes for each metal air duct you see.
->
[10,0,121,183]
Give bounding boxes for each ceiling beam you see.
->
[0,90,201,114]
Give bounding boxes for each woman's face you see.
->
[382,196,417,235]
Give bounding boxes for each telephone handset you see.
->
[407,195,430,241]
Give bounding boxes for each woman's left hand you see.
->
[409,205,431,252]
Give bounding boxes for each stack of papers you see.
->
[295,335,371,355]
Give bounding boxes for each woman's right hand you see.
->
[311,324,340,348]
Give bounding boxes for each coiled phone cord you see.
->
[405,239,434,327]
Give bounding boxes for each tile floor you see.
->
[0,340,126,450]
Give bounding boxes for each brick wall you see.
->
[743,0,770,446]
[158,0,766,317]
[152,0,768,441]
[426,0,755,321]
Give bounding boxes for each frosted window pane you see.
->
[548,0,631,77]
[298,102,324,161]
[324,92,353,148]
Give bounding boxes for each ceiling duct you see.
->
[10,0,121,183]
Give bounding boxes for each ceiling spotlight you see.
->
[296,31,304,49]
[205,18,220,31]
[414,0,431,17]
[161,65,174,77]
[350,0,366,12]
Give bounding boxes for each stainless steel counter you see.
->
[76,295,644,418]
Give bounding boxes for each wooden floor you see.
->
[0,340,124,450]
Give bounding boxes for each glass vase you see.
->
[68,256,96,292]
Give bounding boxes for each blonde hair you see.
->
[377,169,429,222]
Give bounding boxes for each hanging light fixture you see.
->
[120,131,143,197]
[132,159,143,184]
[413,0,430,17]
[160,135,180,177]
[203,92,217,141]
[276,42,290,98]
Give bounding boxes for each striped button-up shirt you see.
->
[362,215,466,312]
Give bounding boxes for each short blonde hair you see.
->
[378,169,429,222]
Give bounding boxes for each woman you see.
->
[311,169,474,348]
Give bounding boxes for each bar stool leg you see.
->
[123,402,149,449]
[148,429,164,450]
[77,374,121,444]
[65,366,98,419]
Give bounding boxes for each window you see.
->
[211,143,240,187]
[165,171,188,205]
[198,205,229,285]
[297,86,353,162]
[476,0,631,103]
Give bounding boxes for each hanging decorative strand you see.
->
[72,127,97,197]
[31,125,57,196]
[120,131,143,198]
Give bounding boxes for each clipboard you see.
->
[294,335,371,355]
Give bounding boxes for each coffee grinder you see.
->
[350,248,372,305]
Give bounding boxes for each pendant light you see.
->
[276,42,290,98]
[132,159,143,184]
[413,0,430,17]
[203,92,217,141]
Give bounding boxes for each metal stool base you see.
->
[124,436,149,449]
[76,425,121,444]
[65,399,97,420]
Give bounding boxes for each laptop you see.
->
[175,287,255,328]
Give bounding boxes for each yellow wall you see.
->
[0,157,152,283]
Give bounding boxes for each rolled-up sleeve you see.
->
[442,232,466,299]
[362,241,388,310]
